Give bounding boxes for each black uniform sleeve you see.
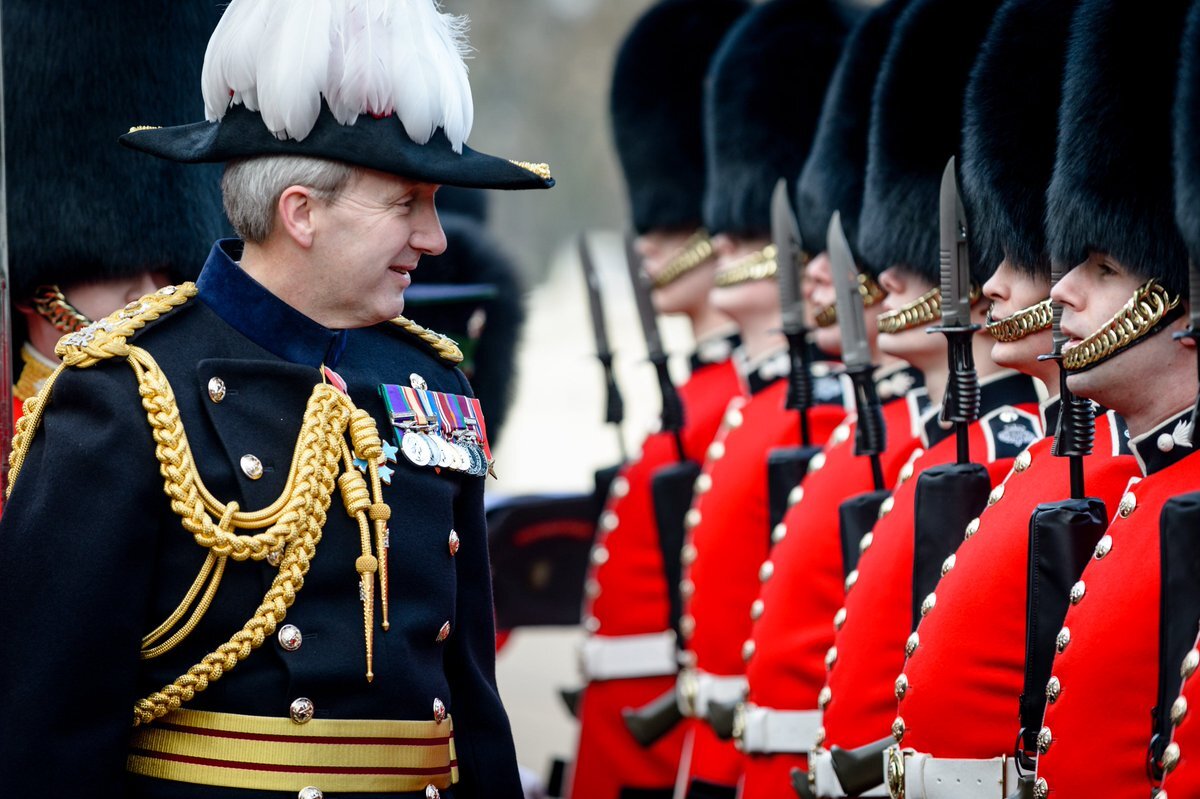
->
[0,362,163,793]
[442,368,523,799]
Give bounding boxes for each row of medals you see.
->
[398,423,488,476]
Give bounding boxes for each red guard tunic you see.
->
[1161,628,1200,796]
[894,407,1137,760]
[571,346,742,799]
[1034,410,1200,799]
[677,353,849,793]
[738,366,927,799]
[818,374,1044,761]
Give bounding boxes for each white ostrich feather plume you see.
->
[201,0,474,151]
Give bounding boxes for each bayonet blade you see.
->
[624,233,666,360]
[828,212,872,371]
[938,157,971,328]
[771,178,806,335]
[578,233,613,360]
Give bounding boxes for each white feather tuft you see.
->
[199,0,474,148]
[1175,418,1195,448]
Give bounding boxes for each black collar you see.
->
[1130,408,1199,476]
[690,332,741,372]
[922,371,1044,449]
[196,239,349,369]
[1040,397,1061,439]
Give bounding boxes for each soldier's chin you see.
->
[813,324,843,357]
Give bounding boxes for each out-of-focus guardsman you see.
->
[668,1,852,795]
[883,1,1144,796]
[5,2,227,425]
[809,0,1050,795]
[568,2,748,798]
[1028,0,1200,796]
[734,2,930,795]
[0,1,553,797]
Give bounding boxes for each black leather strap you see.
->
[650,460,702,638]
[767,445,823,540]
[838,490,890,578]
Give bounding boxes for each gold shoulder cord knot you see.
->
[390,316,464,364]
[8,282,396,724]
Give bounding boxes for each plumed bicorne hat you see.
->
[703,0,850,238]
[1047,0,1190,296]
[610,0,749,235]
[856,0,1005,287]
[795,0,914,272]
[1176,0,1200,271]
[403,213,524,441]
[5,1,228,299]
[961,0,1079,278]
[120,0,553,192]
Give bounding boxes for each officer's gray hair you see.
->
[221,156,358,244]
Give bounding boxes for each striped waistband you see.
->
[127,708,459,794]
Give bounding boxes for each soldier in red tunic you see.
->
[670,2,852,795]
[884,3,1143,797]
[807,1,1050,795]
[736,3,929,796]
[1021,2,1200,797]
[570,4,749,796]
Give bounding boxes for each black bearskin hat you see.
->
[5,1,228,299]
[703,0,849,238]
[856,0,1005,286]
[796,0,914,271]
[961,0,1079,278]
[1047,0,1191,296]
[611,0,749,235]
[404,214,525,443]
[1176,0,1200,271]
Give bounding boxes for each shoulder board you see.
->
[388,316,464,365]
[981,406,1042,462]
[55,283,196,369]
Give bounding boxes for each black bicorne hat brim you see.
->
[120,102,554,191]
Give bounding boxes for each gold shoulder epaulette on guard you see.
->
[54,283,196,369]
[389,316,464,364]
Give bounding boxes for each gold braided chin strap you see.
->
[651,230,716,289]
[31,284,91,335]
[814,273,887,328]
[9,283,394,727]
[876,284,983,335]
[1063,279,1181,371]
[985,298,1054,343]
[713,244,778,288]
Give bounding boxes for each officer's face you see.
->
[982,259,1054,382]
[806,252,842,355]
[309,169,447,327]
[636,229,720,317]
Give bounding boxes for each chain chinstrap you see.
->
[985,298,1053,343]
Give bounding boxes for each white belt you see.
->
[809,748,888,798]
[578,630,679,681]
[736,703,822,754]
[678,669,747,718]
[896,750,1022,799]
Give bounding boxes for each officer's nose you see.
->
[413,206,447,257]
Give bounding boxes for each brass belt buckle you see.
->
[677,667,699,717]
[885,745,907,799]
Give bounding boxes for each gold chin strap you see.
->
[1063,279,1181,371]
[713,244,778,288]
[877,284,983,335]
[815,272,887,328]
[652,230,716,289]
[32,284,91,334]
[10,283,395,727]
[985,298,1054,343]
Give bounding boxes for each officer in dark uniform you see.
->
[0,2,551,797]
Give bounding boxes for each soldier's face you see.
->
[709,234,781,321]
[636,229,719,317]
[877,265,942,366]
[64,271,168,321]
[982,259,1054,381]
[309,169,447,327]
[806,252,842,355]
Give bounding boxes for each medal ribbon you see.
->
[465,397,492,464]
[401,386,430,428]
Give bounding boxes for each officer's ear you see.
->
[275,185,318,250]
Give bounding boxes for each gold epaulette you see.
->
[55,283,196,369]
[389,316,464,364]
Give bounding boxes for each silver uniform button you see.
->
[425,786,442,799]
[241,454,264,480]
[289,697,315,724]
[278,624,303,652]
[298,788,323,799]
[207,377,227,403]
[410,373,429,390]
[448,529,461,557]
[433,697,448,723]
[436,621,451,642]
[267,549,283,567]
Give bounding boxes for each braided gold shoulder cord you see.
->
[8,285,392,726]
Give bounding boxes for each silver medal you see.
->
[401,431,433,467]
